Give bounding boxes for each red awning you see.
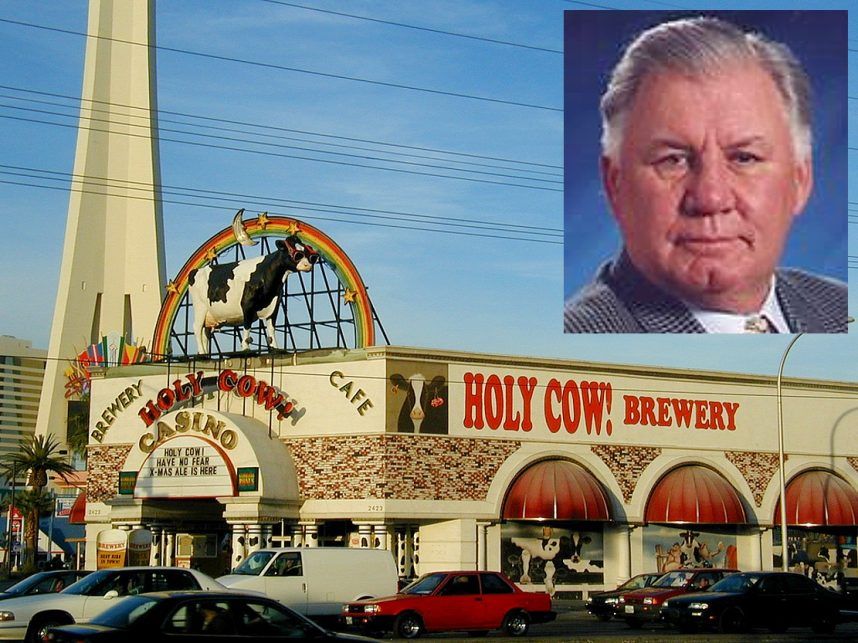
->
[68,492,86,524]
[646,465,747,524]
[774,470,858,526]
[502,459,611,521]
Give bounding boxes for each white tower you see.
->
[35,0,165,445]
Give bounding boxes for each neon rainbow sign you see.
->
[151,215,375,357]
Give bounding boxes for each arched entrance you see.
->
[499,459,613,596]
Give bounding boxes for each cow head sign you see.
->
[188,235,320,354]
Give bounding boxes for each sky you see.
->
[0,0,855,383]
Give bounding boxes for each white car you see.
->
[0,566,225,642]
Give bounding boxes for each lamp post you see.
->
[776,316,854,571]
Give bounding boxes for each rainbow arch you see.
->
[151,215,375,357]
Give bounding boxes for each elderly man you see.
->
[563,16,847,333]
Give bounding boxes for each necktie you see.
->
[744,315,776,333]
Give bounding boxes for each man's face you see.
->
[602,63,813,313]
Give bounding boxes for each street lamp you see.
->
[776,316,854,571]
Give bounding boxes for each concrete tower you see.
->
[35,0,165,446]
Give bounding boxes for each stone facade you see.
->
[87,443,133,503]
[286,435,520,501]
[590,444,661,503]
[725,451,780,507]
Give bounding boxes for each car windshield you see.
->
[652,571,692,588]
[401,573,447,595]
[90,595,159,628]
[232,551,275,576]
[59,570,115,595]
[709,574,758,593]
[620,575,654,591]
[2,573,48,595]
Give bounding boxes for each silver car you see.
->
[0,566,225,643]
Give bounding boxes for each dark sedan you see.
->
[585,573,662,621]
[661,571,843,634]
[0,570,91,599]
[47,591,378,642]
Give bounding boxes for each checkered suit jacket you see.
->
[563,252,848,334]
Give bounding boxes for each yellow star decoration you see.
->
[286,220,300,235]
[343,288,358,304]
[204,248,218,262]
[166,280,180,295]
[257,211,270,229]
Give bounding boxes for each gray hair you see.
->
[601,16,812,160]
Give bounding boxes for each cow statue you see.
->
[188,235,319,355]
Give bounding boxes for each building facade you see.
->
[83,346,858,594]
[0,336,45,466]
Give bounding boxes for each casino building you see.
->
[41,0,858,593]
[83,344,858,595]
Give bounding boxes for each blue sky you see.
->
[0,0,855,382]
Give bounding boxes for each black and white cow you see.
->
[389,373,448,434]
[188,236,319,354]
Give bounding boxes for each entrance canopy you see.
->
[502,459,611,521]
[774,469,858,526]
[69,492,87,524]
[646,465,746,524]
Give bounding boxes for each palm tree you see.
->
[1,435,73,568]
[14,489,54,568]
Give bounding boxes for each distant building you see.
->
[0,336,46,472]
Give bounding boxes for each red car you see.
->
[619,568,738,628]
[341,570,555,639]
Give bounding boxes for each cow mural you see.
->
[389,372,448,434]
[503,526,604,595]
[188,235,319,355]
[649,527,737,572]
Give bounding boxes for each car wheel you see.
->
[393,611,423,639]
[718,607,746,634]
[27,617,66,643]
[503,610,530,637]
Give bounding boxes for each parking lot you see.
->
[375,599,858,641]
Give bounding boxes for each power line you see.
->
[0,174,562,244]
[0,84,560,171]
[259,0,562,54]
[0,92,561,178]
[0,103,562,186]
[0,113,562,192]
[0,18,562,112]
[0,163,561,235]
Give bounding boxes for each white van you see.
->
[217,547,398,616]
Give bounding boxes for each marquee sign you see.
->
[134,435,237,499]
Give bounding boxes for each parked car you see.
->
[0,571,91,600]
[218,547,397,618]
[47,591,379,642]
[660,571,843,634]
[585,572,663,621]
[341,570,555,639]
[618,568,737,628]
[0,566,224,643]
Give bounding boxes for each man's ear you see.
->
[791,153,813,218]
[601,154,621,218]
